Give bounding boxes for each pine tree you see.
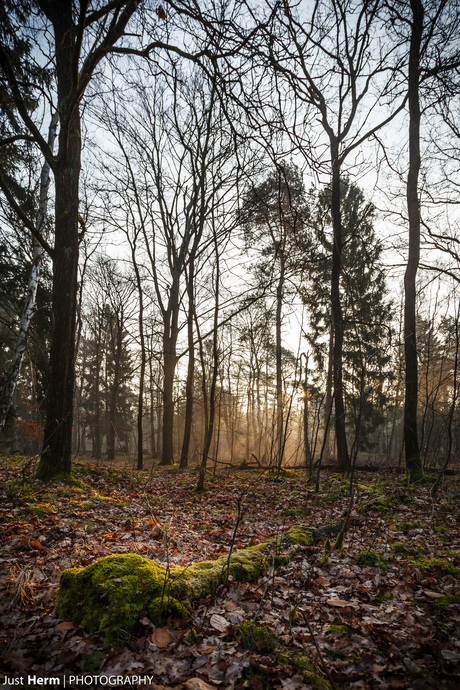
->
[301,179,393,454]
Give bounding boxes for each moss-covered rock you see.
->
[55,539,286,642]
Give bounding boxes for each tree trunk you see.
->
[94,324,102,460]
[35,4,81,479]
[276,248,285,470]
[161,268,180,466]
[404,0,424,482]
[148,353,157,458]
[302,354,312,476]
[162,341,176,465]
[180,263,195,468]
[36,113,81,477]
[330,141,350,474]
[197,244,220,492]
[107,314,122,461]
[131,241,146,470]
[323,325,334,463]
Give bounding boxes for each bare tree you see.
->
[239,0,407,472]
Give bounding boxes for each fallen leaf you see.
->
[184,679,217,690]
[441,649,460,661]
[327,598,349,607]
[152,627,174,648]
[210,613,230,631]
[423,590,444,599]
[54,621,75,633]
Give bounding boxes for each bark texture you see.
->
[404,0,424,482]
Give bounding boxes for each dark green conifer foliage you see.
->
[301,179,393,451]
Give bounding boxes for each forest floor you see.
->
[0,455,459,690]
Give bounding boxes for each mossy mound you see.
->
[56,541,282,642]
[55,522,340,643]
[55,553,187,643]
[414,557,459,577]
[286,525,314,546]
[358,488,410,514]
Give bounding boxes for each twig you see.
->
[300,609,336,690]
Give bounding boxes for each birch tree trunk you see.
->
[0,112,58,433]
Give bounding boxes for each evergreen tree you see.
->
[301,179,393,453]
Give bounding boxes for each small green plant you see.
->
[289,606,298,625]
[434,525,448,534]
[82,650,105,674]
[334,532,344,550]
[238,621,278,654]
[354,550,386,569]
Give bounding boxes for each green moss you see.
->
[69,499,92,511]
[6,479,34,500]
[242,667,275,689]
[358,498,391,514]
[273,553,290,567]
[356,483,382,494]
[278,651,331,689]
[63,487,85,498]
[394,520,422,532]
[326,624,350,637]
[26,502,57,518]
[414,557,459,577]
[55,553,182,643]
[286,525,314,546]
[238,621,278,653]
[358,488,410,515]
[431,592,460,608]
[354,550,386,569]
[56,539,284,643]
[284,507,308,517]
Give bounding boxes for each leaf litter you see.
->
[0,455,459,688]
